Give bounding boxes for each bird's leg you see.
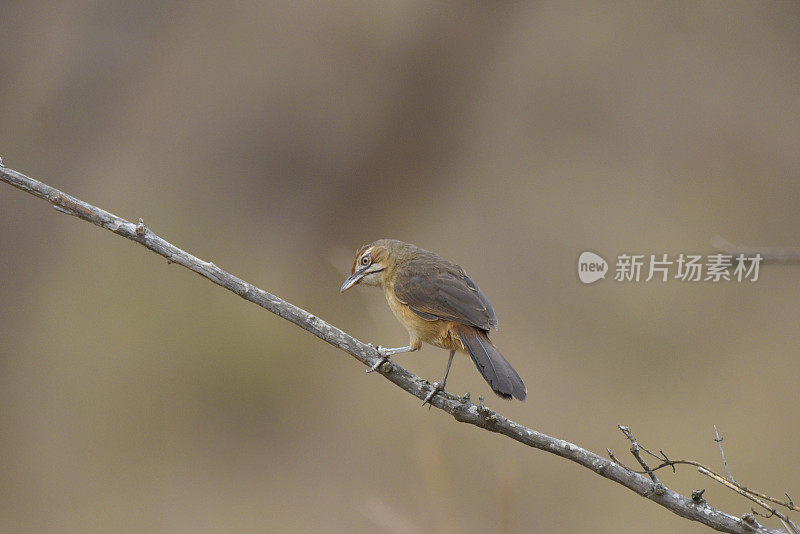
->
[422,350,455,406]
[366,342,418,373]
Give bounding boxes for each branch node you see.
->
[235,283,249,297]
[451,402,476,423]
[751,508,776,519]
[691,489,706,504]
[135,218,147,236]
[618,425,661,486]
[52,204,72,214]
[741,513,760,532]
[484,412,499,427]
[657,450,677,473]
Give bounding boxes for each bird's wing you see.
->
[393,256,498,331]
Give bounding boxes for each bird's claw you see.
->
[421,382,443,407]
[366,346,390,373]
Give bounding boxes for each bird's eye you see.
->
[361,256,370,266]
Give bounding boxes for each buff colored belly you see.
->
[383,285,465,353]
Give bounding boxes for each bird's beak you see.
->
[340,266,369,292]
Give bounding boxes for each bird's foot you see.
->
[366,346,391,373]
[421,381,444,407]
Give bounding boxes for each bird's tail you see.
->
[455,325,527,401]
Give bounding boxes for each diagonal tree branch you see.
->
[0,163,784,534]
[712,235,800,264]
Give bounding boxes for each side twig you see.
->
[614,426,798,533]
[714,425,736,484]
[618,425,664,492]
[712,236,800,264]
[0,164,784,534]
[698,468,800,534]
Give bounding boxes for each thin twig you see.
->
[712,236,800,264]
[741,489,800,514]
[646,459,800,515]
[618,425,662,489]
[714,425,736,484]
[607,448,624,466]
[699,467,800,532]
[0,165,785,534]
[627,434,800,532]
[780,518,800,534]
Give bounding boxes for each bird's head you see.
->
[339,240,402,292]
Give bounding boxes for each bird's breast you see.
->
[383,284,464,352]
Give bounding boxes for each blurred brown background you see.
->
[2,2,800,533]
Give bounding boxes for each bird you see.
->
[340,239,526,405]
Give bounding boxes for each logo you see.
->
[578,251,608,284]
[577,251,762,284]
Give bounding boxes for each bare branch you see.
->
[0,165,784,534]
[712,236,800,264]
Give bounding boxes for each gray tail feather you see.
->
[456,326,527,401]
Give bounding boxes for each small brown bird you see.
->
[340,239,526,404]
